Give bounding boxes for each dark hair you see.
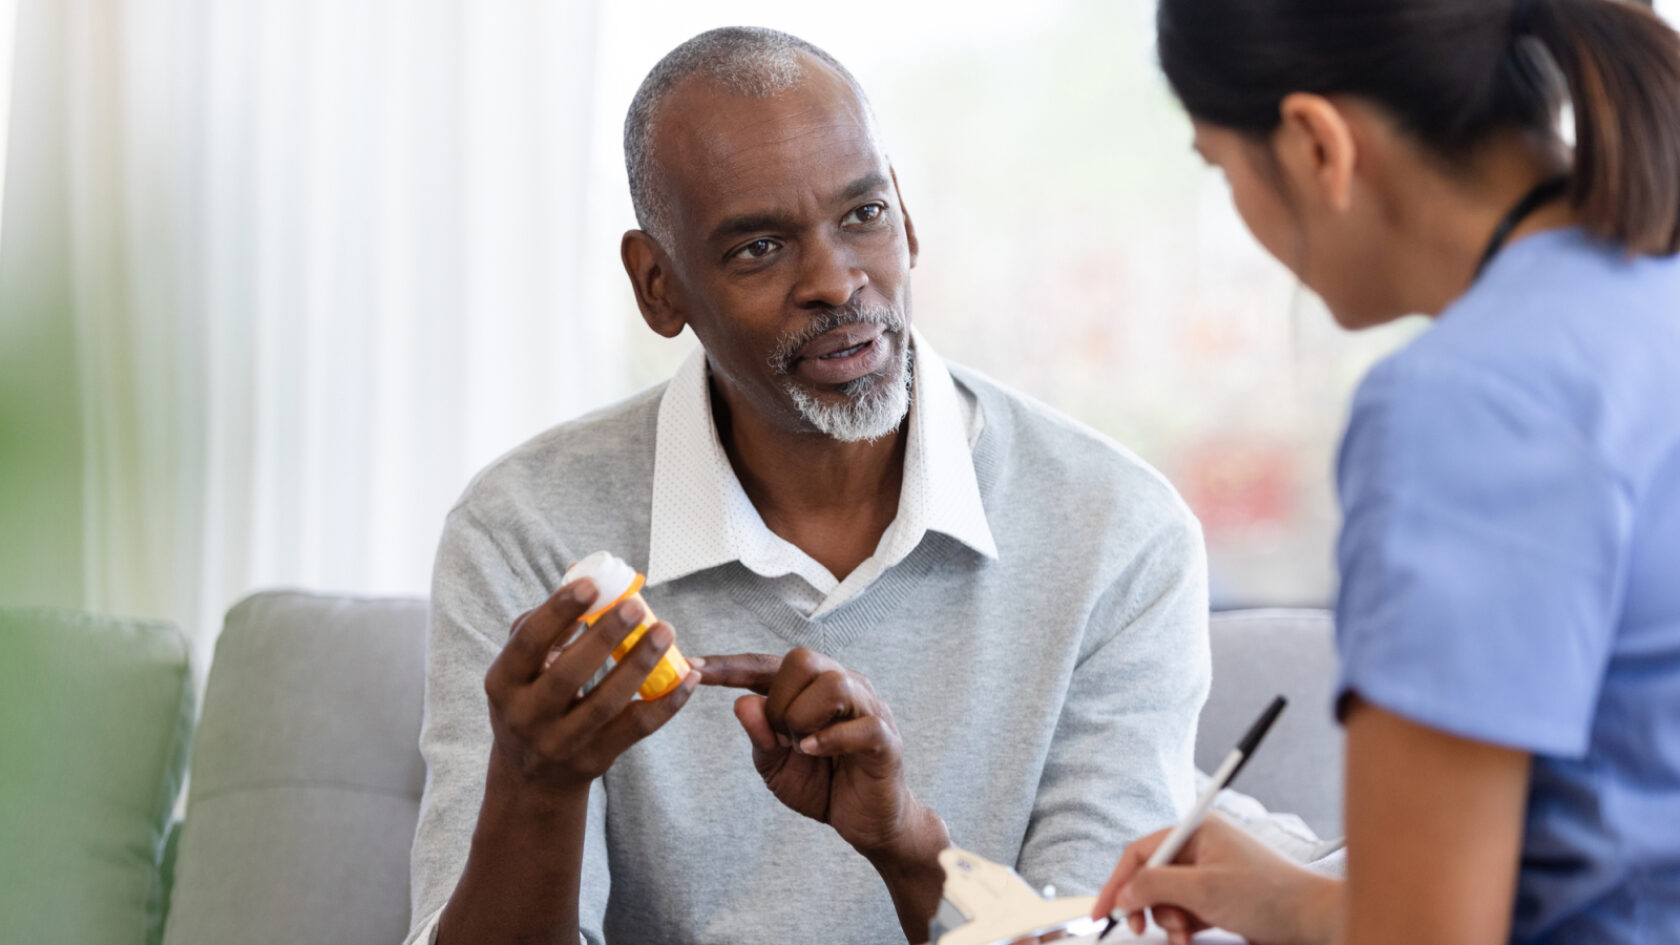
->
[1158,0,1680,256]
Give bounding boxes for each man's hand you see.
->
[1091,814,1340,945]
[696,647,938,855]
[485,579,700,799]
[699,648,950,941]
[438,579,700,945]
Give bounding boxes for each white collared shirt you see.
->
[646,328,997,618]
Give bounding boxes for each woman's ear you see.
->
[621,230,687,339]
[1274,92,1358,213]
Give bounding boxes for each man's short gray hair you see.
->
[623,27,872,246]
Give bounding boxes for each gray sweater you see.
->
[407,365,1211,945]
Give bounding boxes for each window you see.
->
[0,0,17,236]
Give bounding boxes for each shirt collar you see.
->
[645,328,996,589]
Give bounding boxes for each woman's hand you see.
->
[1091,814,1340,945]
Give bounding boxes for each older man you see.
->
[406,26,1209,945]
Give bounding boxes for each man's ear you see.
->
[890,167,919,267]
[1275,93,1358,213]
[621,230,687,338]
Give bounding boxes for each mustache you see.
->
[767,301,906,376]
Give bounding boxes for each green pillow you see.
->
[0,608,195,945]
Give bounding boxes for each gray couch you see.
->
[160,593,1343,945]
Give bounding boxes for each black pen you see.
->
[1101,695,1288,938]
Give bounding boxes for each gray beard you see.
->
[769,300,913,444]
[783,344,912,443]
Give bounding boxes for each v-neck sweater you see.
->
[407,363,1211,945]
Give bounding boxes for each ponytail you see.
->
[1157,0,1680,257]
[1529,0,1680,255]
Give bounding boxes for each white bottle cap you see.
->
[561,551,639,607]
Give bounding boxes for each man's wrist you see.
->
[862,797,951,879]
[860,798,952,943]
[483,751,592,822]
[440,754,592,945]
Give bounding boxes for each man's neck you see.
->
[711,377,906,582]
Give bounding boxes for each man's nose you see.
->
[791,233,868,308]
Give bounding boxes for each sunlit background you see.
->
[3,0,1675,671]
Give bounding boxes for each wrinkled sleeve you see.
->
[404,506,611,945]
[1015,507,1210,895]
[1334,357,1631,757]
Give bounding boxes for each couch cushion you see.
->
[162,592,427,945]
[0,607,195,945]
[1200,609,1344,837]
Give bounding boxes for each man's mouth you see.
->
[819,340,873,360]
[793,325,893,387]
[798,323,887,363]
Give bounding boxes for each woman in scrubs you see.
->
[1093,1,1680,943]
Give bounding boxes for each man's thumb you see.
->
[733,694,779,752]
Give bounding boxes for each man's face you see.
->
[649,57,917,441]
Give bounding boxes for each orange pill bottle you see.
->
[560,551,690,699]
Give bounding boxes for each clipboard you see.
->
[924,848,1245,945]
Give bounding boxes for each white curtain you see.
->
[0,0,613,675]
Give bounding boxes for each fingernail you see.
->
[799,735,819,754]
[648,623,673,649]
[568,578,596,603]
[687,656,706,668]
[617,599,643,624]
[776,732,793,748]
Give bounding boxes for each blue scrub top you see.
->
[1333,227,1680,943]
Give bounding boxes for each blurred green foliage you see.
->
[0,248,86,609]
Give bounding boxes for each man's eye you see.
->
[733,238,780,261]
[843,203,886,226]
